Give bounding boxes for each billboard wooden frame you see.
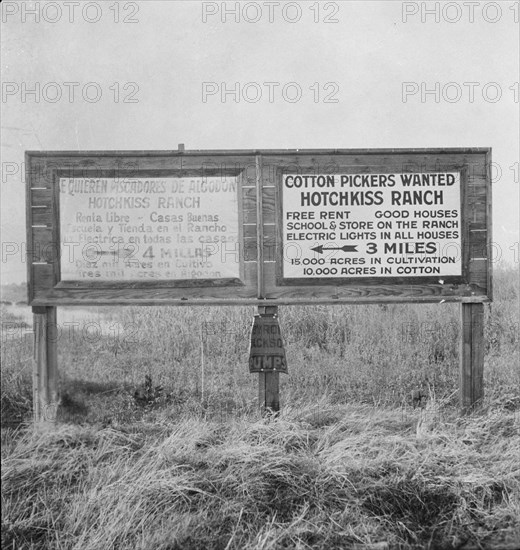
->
[25,147,492,421]
[26,148,492,307]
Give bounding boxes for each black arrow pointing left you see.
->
[311,244,358,254]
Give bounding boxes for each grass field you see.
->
[1,265,519,549]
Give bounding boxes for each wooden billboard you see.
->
[26,148,491,420]
[26,148,492,306]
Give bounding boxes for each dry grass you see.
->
[1,265,519,548]
[1,402,519,549]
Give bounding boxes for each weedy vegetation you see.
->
[1,265,519,549]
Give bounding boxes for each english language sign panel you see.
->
[282,172,462,280]
[59,176,241,281]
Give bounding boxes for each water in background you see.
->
[1,304,118,337]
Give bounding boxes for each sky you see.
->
[1,0,519,284]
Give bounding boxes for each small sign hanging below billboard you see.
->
[248,314,288,374]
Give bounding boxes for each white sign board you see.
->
[59,177,241,281]
[282,173,462,279]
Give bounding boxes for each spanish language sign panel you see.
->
[59,177,240,281]
[282,173,462,279]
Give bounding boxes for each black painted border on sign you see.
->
[276,166,467,287]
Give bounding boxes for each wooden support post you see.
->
[257,305,280,415]
[32,306,59,424]
[460,303,484,413]
[259,369,280,414]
